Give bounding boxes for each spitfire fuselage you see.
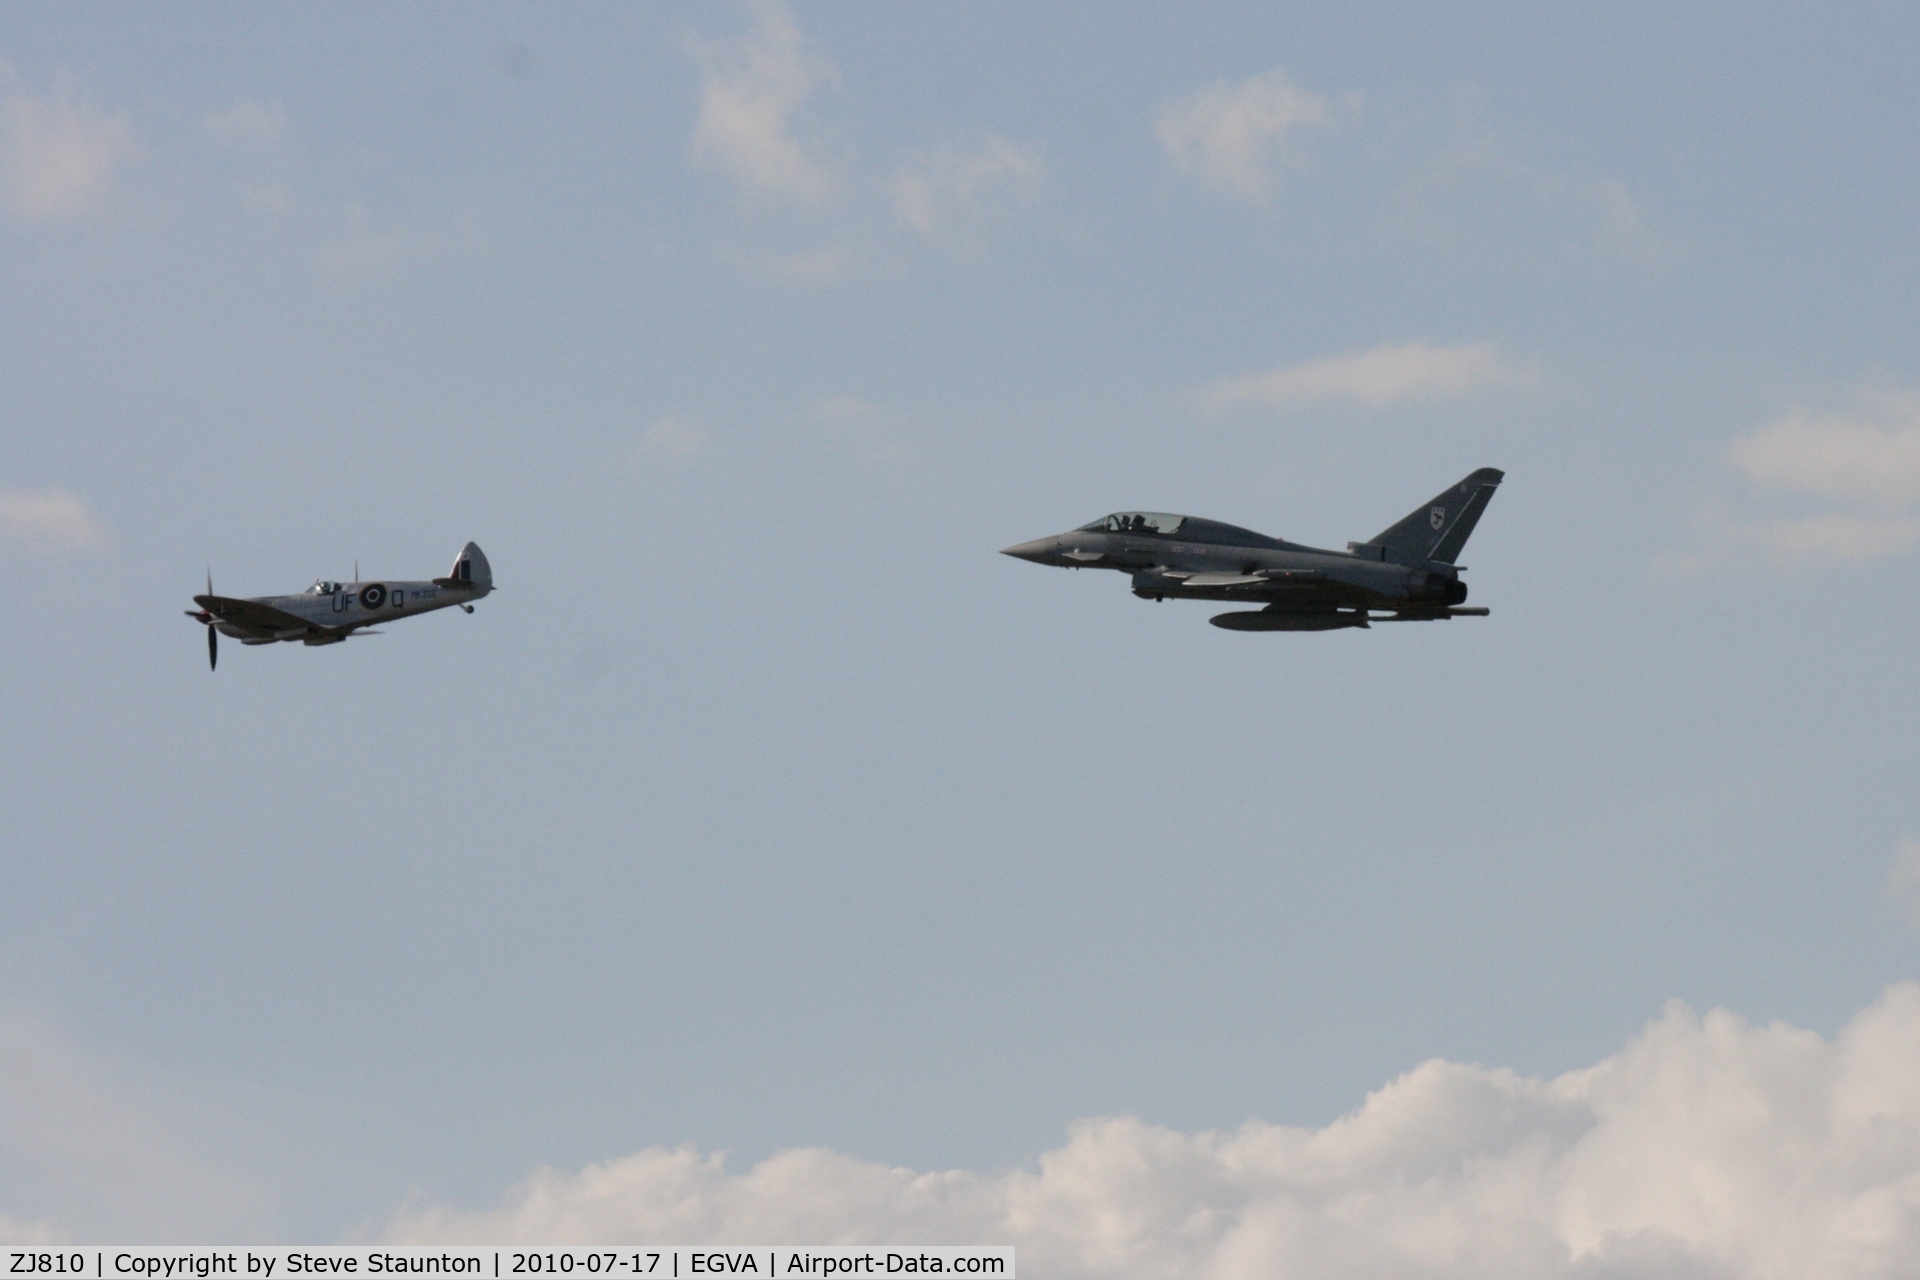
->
[212,578,474,644]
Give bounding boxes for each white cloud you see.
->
[631,415,706,461]
[1156,69,1327,204]
[1733,395,1920,509]
[380,984,1920,1278]
[1733,513,1920,565]
[202,100,285,152]
[0,1017,265,1239]
[1395,90,1678,268]
[0,85,134,219]
[0,488,108,550]
[728,244,860,285]
[1890,840,1920,925]
[688,7,1046,277]
[0,1214,60,1246]
[690,1,841,208]
[891,137,1045,249]
[1583,178,1674,267]
[1726,393,1920,564]
[1200,339,1534,411]
[315,205,478,289]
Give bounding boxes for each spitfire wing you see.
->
[193,595,337,640]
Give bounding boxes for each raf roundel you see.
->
[359,583,387,609]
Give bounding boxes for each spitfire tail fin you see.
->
[1361,468,1504,566]
[436,541,493,596]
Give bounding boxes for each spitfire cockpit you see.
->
[306,580,343,595]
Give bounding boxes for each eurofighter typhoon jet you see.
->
[185,542,493,668]
[1002,469,1502,631]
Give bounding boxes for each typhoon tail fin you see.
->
[1359,468,1504,566]
[435,541,494,596]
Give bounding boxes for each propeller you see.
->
[203,567,217,671]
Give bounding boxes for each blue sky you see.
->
[5,3,1920,1262]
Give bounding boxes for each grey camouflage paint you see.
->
[1001,469,1503,631]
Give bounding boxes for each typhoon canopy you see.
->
[1002,470,1503,631]
[184,542,493,669]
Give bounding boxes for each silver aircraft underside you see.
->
[1001,469,1503,631]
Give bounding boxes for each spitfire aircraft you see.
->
[185,542,493,669]
[1001,469,1503,631]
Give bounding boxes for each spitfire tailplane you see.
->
[1362,468,1504,567]
[433,541,493,596]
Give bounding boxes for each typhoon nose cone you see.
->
[1000,538,1055,564]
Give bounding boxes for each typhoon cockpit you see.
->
[1082,512,1187,535]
